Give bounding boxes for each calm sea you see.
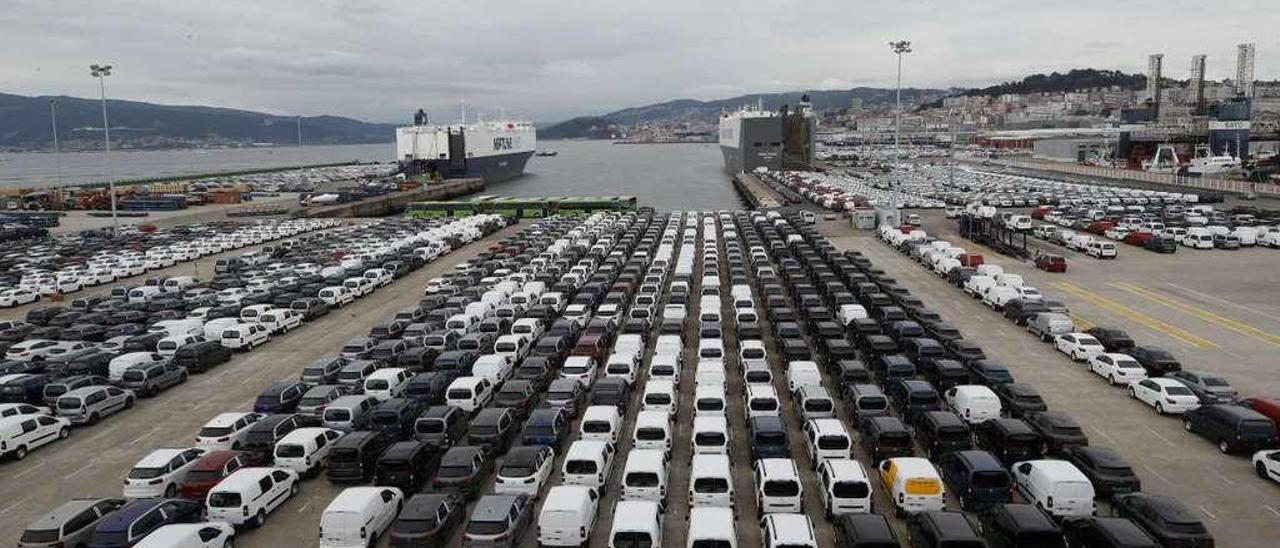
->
[0,141,743,211]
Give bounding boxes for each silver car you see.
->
[18,498,125,548]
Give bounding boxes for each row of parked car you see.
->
[0,219,342,307]
[1029,205,1280,254]
[0,215,506,476]
[880,223,1280,489]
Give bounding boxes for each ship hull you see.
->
[402,150,534,183]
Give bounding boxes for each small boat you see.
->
[534,150,558,157]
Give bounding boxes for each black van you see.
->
[397,347,438,371]
[1064,446,1141,497]
[822,338,858,365]
[859,334,899,362]
[1183,404,1278,454]
[924,359,971,391]
[889,379,940,423]
[1060,517,1160,548]
[860,416,913,462]
[847,384,891,422]
[875,355,917,387]
[976,503,1064,548]
[374,440,440,494]
[939,450,1012,510]
[833,359,871,388]
[328,431,394,483]
[171,341,232,373]
[413,405,468,450]
[433,350,479,380]
[61,351,114,377]
[905,511,988,548]
[992,383,1048,418]
[975,418,1043,466]
[466,408,518,455]
[749,416,790,460]
[369,398,426,440]
[241,414,301,465]
[917,411,974,459]
[835,514,901,548]
[0,374,50,405]
[404,372,450,405]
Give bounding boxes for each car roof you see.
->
[206,412,254,426]
[24,498,111,529]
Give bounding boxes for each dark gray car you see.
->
[1169,370,1237,405]
[18,497,126,548]
[120,361,188,397]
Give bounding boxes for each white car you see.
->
[1252,449,1280,484]
[0,288,39,307]
[123,447,207,498]
[1053,333,1106,361]
[135,522,235,548]
[0,402,53,418]
[1128,378,1200,415]
[5,339,58,361]
[1088,353,1148,385]
[195,412,265,450]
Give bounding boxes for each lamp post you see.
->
[90,63,118,237]
[50,99,63,188]
[889,40,912,213]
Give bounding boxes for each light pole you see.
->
[49,99,63,188]
[296,115,303,170]
[90,63,118,237]
[889,40,912,213]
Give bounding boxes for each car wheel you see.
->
[88,413,101,425]
[254,509,267,527]
[13,445,28,460]
[223,540,234,548]
[164,484,177,497]
[124,397,135,409]
[290,482,299,496]
[58,427,69,440]
[1183,419,1193,432]
[179,373,188,383]
[1155,402,1164,415]
[1257,462,1269,479]
[1127,387,1136,398]
[1219,439,1231,454]
[366,533,377,548]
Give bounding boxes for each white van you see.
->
[127,286,162,304]
[837,304,869,326]
[695,360,727,390]
[220,323,269,350]
[755,458,803,514]
[686,507,737,548]
[786,361,823,393]
[445,314,475,336]
[818,459,872,516]
[562,440,615,489]
[493,335,529,362]
[761,513,819,548]
[274,427,343,476]
[621,449,668,502]
[471,355,514,386]
[318,487,404,548]
[604,353,639,385]
[317,286,354,308]
[879,457,945,515]
[1086,240,1118,259]
[983,286,1020,310]
[0,413,69,460]
[698,339,724,361]
[538,485,599,547]
[632,410,672,455]
[322,395,378,432]
[745,385,781,418]
[944,385,1002,424]
[694,384,727,417]
[803,418,852,465]
[444,377,493,413]
[795,385,836,420]
[964,275,996,298]
[579,405,620,443]
[1184,228,1215,249]
[648,354,681,386]
[1012,460,1096,518]
[161,276,197,294]
[363,368,412,402]
[205,467,299,526]
[691,415,730,455]
[689,453,735,508]
[642,380,678,417]
[609,500,662,548]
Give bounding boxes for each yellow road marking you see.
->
[1069,313,1094,331]
[1053,281,1219,349]
[1111,282,1280,348]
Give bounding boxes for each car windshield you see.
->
[763,480,799,496]
[122,371,146,382]
[416,420,444,434]
[207,492,242,507]
[436,465,472,478]
[817,436,849,450]
[1202,377,1229,387]
[466,519,510,536]
[276,444,305,458]
[626,472,660,487]
[366,380,390,390]
[56,398,82,410]
[1165,386,1194,396]
[199,426,234,437]
[565,460,597,474]
[371,412,400,426]
[324,408,351,421]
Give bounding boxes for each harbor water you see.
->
[0,140,742,211]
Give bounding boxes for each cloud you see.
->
[0,0,1274,123]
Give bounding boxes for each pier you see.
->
[301,178,484,218]
[731,171,783,208]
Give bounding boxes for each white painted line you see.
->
[66,462,96,478]
[1200,505,1219,520]
[0,496,30,515]
[1210,469,1237,485]
[129,425,162,445]
[86,425,120,443]
[13,462,46,480]
[296,501,312,514]
[1141,464,1171,484]
[1266,505,1280,518]
[1142,425,1175,447]
[1088,424,1117,445]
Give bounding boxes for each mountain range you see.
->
[0,92,397,152]
[541,87,948,139]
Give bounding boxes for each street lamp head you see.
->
[889,40,913,54]
[90,64,113,77]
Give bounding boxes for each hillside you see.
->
[960,69,1146,97]
[0,93,397,151]
[543,87,946,139]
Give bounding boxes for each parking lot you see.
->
[823,214,1280,547]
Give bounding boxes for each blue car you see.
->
[253,381,306,414]
[520,408,567,447]
[87,498,203,548]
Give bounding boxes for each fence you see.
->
[984,158,1280,198]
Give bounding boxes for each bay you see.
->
[0,140,742,211]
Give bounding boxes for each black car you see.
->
[1024,411,1089,455]
[1182,404,1278,454]
[750,416,790,460]
[967,359,1015,386]
[374,440,441,494]
[492,380,538,418]
[171,341,232,373]
[1060,517,1160,548]
[1112,494,1214,548]
[1123,347,1181,377]
[590,376,630,407]
[1086,327,1135,353]
[253,381,307,414]
[1063,446,1141,497]
[944,339,987,364]
[975,418,1043,466]
[976,503,1064,548]
[388,492,467,547]
[993,383,1048,418]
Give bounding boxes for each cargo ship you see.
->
[719,95,816,174]
[396,109,536,183]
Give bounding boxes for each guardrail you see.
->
[977,158,1280,198]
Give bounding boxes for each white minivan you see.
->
[818,459,872,516]
[562,440,616,490]
[689,453,735,509]
[608,500,662,548]
[318,487,404,548]
[205,467,299,526]
[945,385,1002,424]
[579,406,620,444]
[686,507,737,548]
[632,410,672,456]
[538,485,599,547]
[444,377,493,413]
[273,427,343,476]
[621,449,668,503]
[755,458,803,514]
[1012,460,1096,518]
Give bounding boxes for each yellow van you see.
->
[879,457,945,516]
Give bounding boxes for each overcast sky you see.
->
[2,0,1275,123]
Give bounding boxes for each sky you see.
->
[1,0,1276,124]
